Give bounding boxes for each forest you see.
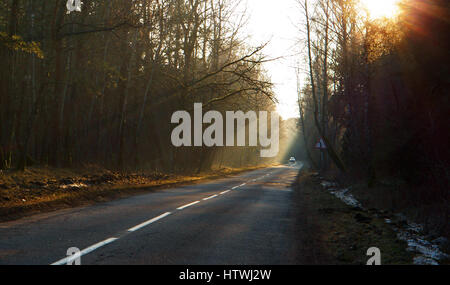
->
[0,0,279,174]
[295,0,449,236]
[0,0,449,243]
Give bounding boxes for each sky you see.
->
[242,0,302,120]
[241,0,401,120]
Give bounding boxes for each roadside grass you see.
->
[0,164,270,222]
[293,171,413,264]
[348,181,450,243]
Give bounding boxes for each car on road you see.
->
[288,157,296,165]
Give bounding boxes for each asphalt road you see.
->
[0,164,303,265]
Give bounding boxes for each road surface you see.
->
[0,165,303,265]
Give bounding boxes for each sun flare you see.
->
[360,0,401,20]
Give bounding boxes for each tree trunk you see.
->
[304,0,346,172]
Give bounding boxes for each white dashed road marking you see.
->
[51,169,278,265]
[127,212,172,232]
[51,237,118,265]
[203,194,218,201]
[177,201,201,210]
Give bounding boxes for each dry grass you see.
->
[292,171,413,264]
[349,182,450,241]
[0,164,270,222]
[321,169,449,241]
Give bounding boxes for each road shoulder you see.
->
[0,166,269,223]
[292,170,413,264]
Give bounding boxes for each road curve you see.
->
[0,165,303,265]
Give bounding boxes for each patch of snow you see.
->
[406,222,423,234]
[319,178,450,265]
[394,219,449,264]
[329,188,362,208]
[413,256,439,265]
[399,234,449,261]
[320,181,362,208]
[320,181,337,189]
[60,183,87,190]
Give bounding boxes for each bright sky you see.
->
[243,0,301,119]
[242,0,401,120]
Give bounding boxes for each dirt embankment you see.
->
[292,171,414,265]
[0,165,268,223]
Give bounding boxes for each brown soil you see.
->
[0,165,269,223]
